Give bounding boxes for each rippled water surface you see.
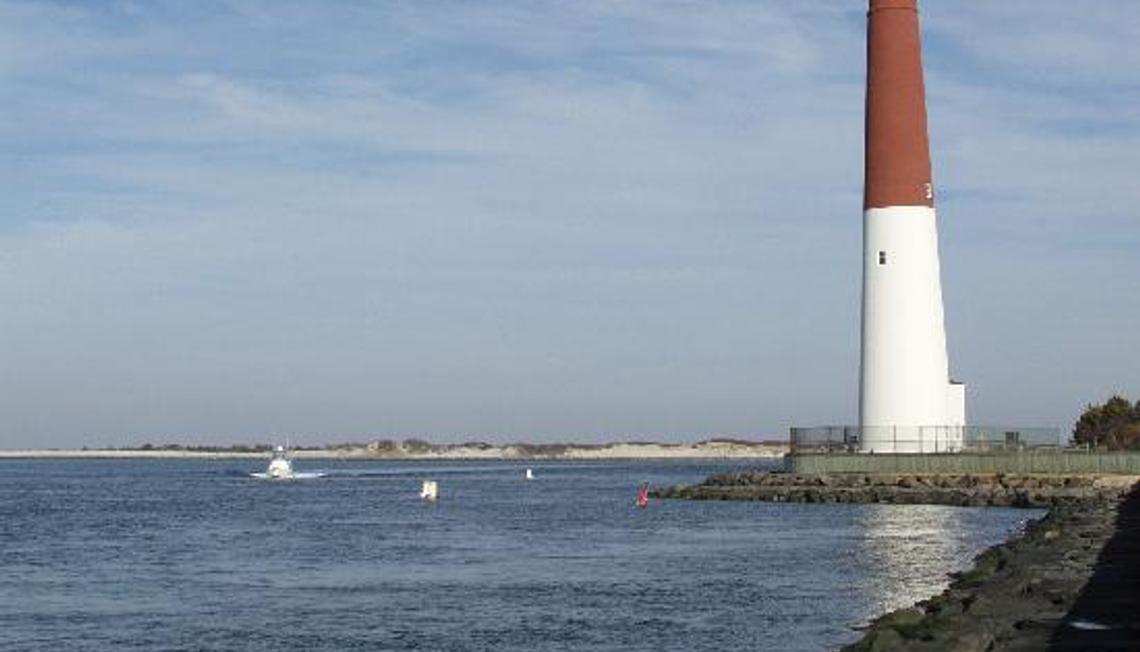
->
[0,459,1039,651]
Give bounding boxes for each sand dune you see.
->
[1,440,787,460]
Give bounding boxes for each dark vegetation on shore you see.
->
[104,437,785,454]
[357,439,608,456]
[129,443,314,453]
[1074,395,1140,450]
[359,437,783,456]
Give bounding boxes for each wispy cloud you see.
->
[1,1,1137,445]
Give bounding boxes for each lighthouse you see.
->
[859,0,964,453]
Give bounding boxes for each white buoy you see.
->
[420,479,438,501]
[524,468,534,480]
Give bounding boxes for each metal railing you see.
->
[789,425,1063,455]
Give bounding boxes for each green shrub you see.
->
[1073,395,1140,450]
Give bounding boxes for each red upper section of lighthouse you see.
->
[864,0,934,210]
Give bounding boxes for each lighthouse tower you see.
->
[859,0,964,453]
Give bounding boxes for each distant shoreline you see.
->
[0,440,788,461]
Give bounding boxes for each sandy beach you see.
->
[0,440,788,461]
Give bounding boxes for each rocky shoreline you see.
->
[654,471,1140,651]
[653,471,1137,508]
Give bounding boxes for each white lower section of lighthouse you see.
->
[859,206,965,453]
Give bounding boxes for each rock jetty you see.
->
[652,471,1136,508]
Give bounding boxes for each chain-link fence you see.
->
[789,426,1063,454]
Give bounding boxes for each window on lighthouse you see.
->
[878,251,887,265]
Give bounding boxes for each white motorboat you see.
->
[420,479,439,501]
[251,446,324,480]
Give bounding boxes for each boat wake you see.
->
[250,471,326,480]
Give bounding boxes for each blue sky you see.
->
[2,1,1138,447]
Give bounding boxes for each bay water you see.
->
[0,459,1037,651]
